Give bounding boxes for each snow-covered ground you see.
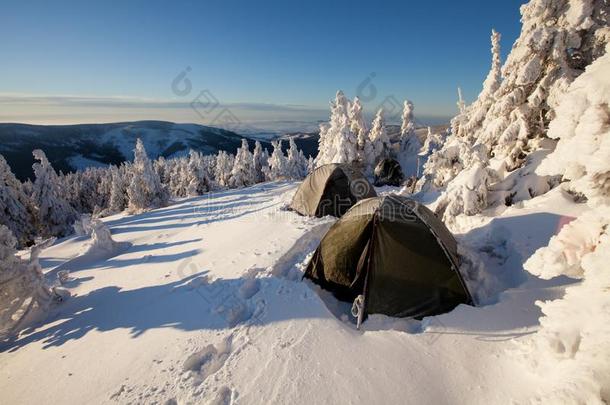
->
[0,181,589,404]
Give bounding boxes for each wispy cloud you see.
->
[0,93,451,132]
[0,93,328,132]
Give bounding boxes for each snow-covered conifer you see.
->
[230,139,256,188]
[214,151,235,188]
[349,96,368,169]
[307,156,315,174]
[536,43,610,206]
[0,155,35,247]
[268,140,289,180]
[422,4,609,219]
[108,164,130,214]
[316,90,357,166]
[252,141,267,183]
[456,87,466,115]
[0,225,55,339]
[286,138,308,180]
[364,108,391,175]
[399,100,420,154]
[127,138,168,212]
[185,150,211,196]
[31,149,77,238]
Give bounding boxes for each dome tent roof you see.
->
[290,163,376,218]
[304,194,472,321]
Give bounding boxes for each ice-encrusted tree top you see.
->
[421,0,610,221]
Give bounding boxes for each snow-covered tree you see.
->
[536,42,610,206]
[307,156,315,174]
[421,3,609,220]
[230,139,256,188]
[166,157,187,197]
[398,100,421,177]
[450,29,502,143]
[214,151,234,188]
[154,156,170,186]
[184,150,211,196]
[434,161,499,226]
[364,108,391,175]
[349,96,368,169]
[106,164,130,214]
[456,87,466,115]
[267,140,289,180]
[316,90,357,166]
[517,46,610,401]
[0,155,35,247]
[418,127,445,159]
[252,141,267,183]
[0,225,56,339]
[127,138,168,212]
[286,138,308,180]
[201,154,219,191]
[31,149,77,238]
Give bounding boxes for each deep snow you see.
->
[0,181,591,404]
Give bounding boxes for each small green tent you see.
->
[304,194,473,322]
[374,158,404,187]
[290,163,377,218]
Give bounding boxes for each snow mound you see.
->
[520,207,610,403]
[56,220,130,272]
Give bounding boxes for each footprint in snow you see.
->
[208,386,234,405]
[182,337,232,385]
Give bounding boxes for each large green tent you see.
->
[304,194,473,322]
[290,163,377,218]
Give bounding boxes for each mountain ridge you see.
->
[0,120,283,180]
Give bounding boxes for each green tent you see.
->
[374,158,404,187]
[304,194,473,322]
[290,163,377,218]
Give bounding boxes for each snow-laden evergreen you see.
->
[364,108,391,175]
[107,164,130,215]
[127,139,169,212]
[418,127,443,158]
[230,139,257,188]
[186,150,212,196]
[421,1,609,222]
[456,87,466,115]
[349,96,369,170]
[214,151,235,188]
[31,149,78,238]
[0,155,35,247]
[518,46,610,401]
[285,138,308,180]
[398,100,421,178]
[0,225,55,340]
[450,29,502,145]
[307,156,315,174]
[315,90,357,166]
[536,41,610,206]
[267,140,289,180]
[252,141,268,184]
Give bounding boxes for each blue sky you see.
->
[0,0,525,128]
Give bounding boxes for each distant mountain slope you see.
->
[0,121,274,180]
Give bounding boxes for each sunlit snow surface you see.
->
[0,182,587,404]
